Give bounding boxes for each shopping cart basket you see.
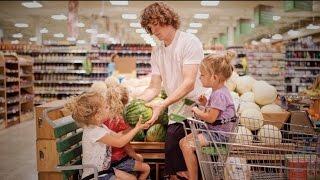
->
[183,113,320,180]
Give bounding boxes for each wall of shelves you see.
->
[0,52,34,129]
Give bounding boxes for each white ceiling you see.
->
[0,1,319,46]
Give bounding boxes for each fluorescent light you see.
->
[54,33,64,38]
[272,34,283,40]
[194,13,209,19]
[51,14,67,20]
[130,22,141,28]
[110,1,128,5]
[11,40,20,44]
[272,16,281,21]
[251,23,255,28]
[29,37,37,41]
[306,24,320,30]
[251,40,259,45]
[136,28,146,34]
[12,33,23,38]
[140,33,151,38]
[76,40,86,44]
[261,38,270,43]
[21,1,42,8]
[15,23,29,28]
[201,1,219,6]
[186,29,198,34]
[67,37,76,41]
[108,37,115,42]
[288,29,299,36]
[190,23,202,28]
[86,29,97,34]
[40,28,48,34]
[97,34,109,38]
[122,13,137,20]
[76,22,85,28]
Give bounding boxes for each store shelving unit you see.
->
[0,53,5,129]
[284,38,320,95]
[4,53,21,127]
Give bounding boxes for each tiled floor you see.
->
[0,120,37,180]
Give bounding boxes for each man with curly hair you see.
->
[138,2,206,179]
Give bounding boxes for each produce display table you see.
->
[130,142,165,180]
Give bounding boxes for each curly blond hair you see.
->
[71,92,105,127]
[105,84,129,121]
[140,2,180,34]
[201,51,236,81]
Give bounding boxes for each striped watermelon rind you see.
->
[124,99,152,127]
[146,124,166,142]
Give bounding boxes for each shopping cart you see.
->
[179,99,320,180]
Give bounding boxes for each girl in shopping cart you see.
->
[179,51,237,180]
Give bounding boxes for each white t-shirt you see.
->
[150,30,207,124]
[82,124,112,179]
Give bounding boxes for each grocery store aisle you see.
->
[0,120,37,180]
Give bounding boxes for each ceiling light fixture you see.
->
[251,40,259,45]
[272,16,281,21]
[40,28,48,34]
[288,29,299,36]
[250,23,255,28]
[201,1,220,6]
[21,1,42,8]
[97,34,109,38]
[29,37,37,42]
[194,13,210,19]
[51,14,67,20]
[11,40,20,44]
[272,34,283,40]
[136,28,146,34]
[189,23,202,28]
[15,23,29,28]
[110,1,128,5]
[53,33,64,38]
[76,40,86,44]
[130,22,141,28]
[12,33,23,38]
[122,13,137,20]
[186,29,198,34]
[76,22,85,28]
[306,24,320,30]
[261,38,270,43]
[86,28,97,34]
[67,37,76,41]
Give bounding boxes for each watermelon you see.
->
[146,124,166,142]
[133,130,145,142]
[156,108,169,125]
[124,99,152,127]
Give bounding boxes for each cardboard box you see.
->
[262,111,291,129]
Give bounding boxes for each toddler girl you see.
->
[71,92,148,180]
[179,51,236,180]
[103,84,150,180]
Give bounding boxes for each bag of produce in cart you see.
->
[224,157,251,180]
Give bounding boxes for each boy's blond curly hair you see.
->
[105,84,129,121]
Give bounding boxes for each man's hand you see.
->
[145,101,166,128]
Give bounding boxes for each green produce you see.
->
[146,124,166,142]
[124,99,152,126]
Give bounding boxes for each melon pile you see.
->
[227,71,285,145]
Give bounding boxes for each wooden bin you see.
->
[262,111,291,129]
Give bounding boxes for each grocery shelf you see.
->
[286,48,320,51]
[34,70,108,74]
[35,91,84,95]
[35,80,97,84]
[288,67,320,70]
[285,58,320,61]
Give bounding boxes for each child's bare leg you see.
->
[134,160,150,180]
[179,133,208,180]
[114,169,137,180]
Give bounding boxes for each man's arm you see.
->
[138,74,162,102]
[147,64,199,125]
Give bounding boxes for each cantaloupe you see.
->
[252,81,277,106]
[261,104,283,113]
[257,124,282,144]
[235,76,256,95]
[240,108,264,131]
[235,126,253,144]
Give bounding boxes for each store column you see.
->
[227,25,234,47]
[34,17,42,45]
